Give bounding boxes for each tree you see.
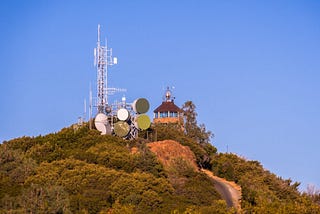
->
[181,101,213,144]
[305,184,320,205]
[20,184,71,214]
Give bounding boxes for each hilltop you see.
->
[0,123,319,213]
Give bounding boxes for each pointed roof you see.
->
[153,101,182,113]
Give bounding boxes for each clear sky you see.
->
[1,0,319,190]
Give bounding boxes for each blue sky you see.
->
[1,1,320,190]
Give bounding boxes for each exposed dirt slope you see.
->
[148,140,198,171]
[148,140,242,211]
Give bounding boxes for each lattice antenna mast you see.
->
[94,24,118,113]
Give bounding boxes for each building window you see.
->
[160,112,168,118]
[170,112,177,117]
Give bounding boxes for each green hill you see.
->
[1,122,319,213]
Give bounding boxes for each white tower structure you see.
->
[93,24,122,114]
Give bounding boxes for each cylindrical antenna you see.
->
[97,24,101,46]
[89,83,93,129]
[94,48,97,66]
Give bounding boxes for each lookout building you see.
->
[153,87,183,125]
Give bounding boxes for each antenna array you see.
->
[93,24,123,113]
[88,24,151,139]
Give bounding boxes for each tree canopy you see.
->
[182,101,213,144]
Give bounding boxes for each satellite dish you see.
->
[135,114,151,130]
[117,108,130,121]
[94,113,109,135]
[114,121,130,137]
[132,98,150,114]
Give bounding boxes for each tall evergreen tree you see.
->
[182,101,213,144]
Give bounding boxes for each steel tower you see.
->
[94,24,119,113]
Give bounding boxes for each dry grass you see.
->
[147,140,198,171]
[130,147,139,155]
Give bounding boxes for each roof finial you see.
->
[165,86,172,102]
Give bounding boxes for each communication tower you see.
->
[88,24,151,139]
[93,24,125,114]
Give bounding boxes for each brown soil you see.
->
[147,140,198,171]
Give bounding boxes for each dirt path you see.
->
[147,140,242,211]
[201,169,242,211]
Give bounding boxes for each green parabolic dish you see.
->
[134,98,150,114]
[114,121,130,137]
[136,114,151,130]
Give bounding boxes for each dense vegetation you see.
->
[211,153,320,213]
[0,124,231,213]
[1,101,319,213]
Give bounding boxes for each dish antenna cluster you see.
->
[94,97,151,139]
[90,25,151,139]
